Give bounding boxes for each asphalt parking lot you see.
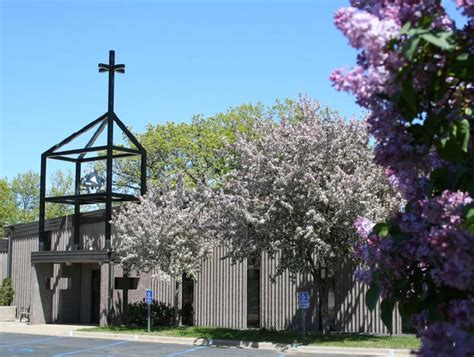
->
[0,333,296,357]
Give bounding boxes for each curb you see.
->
[71,331,416,356]
[0,324,416,357]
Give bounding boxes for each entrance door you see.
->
[247,268,260,327]
[181,275,194,326]
[91,269,100,324]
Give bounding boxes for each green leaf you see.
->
[399,300,420,320]
[407,27,429,37]
[381,299,395,334]
[466,208,474,220]
[429,166,470,194]
[418,15,432,29]
[372,223,389,237]
[421,31,454,50]
[436,139,460,162]
[457,119,470,153]
[435,120,470,162]
[403,36,421,60]
[399,22,412,35]
[463,208,474,234]
[450,54,474,80]
[399,297,424,334]
[366,284,380,312]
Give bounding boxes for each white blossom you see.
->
[212,97,401,278]
[112,175,216,282]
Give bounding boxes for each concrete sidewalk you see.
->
[0,322,416,356]
[0,321,92,335]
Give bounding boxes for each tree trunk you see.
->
[312,270,329,334]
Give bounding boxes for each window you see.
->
[182,275,194,326]
[247,255,261,328]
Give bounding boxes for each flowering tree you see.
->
[112,175,216,323]
[331,0,473,354]
[213,98,400,331]
[112,176,216,280]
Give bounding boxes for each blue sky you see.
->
[0,0,466,180]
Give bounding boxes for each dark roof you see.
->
[7,210,107,238]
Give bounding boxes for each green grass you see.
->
[78,326,420,349]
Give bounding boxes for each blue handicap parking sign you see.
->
[298,291,309,309]
[145,289,153,304]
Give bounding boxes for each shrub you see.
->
[0,278,14,306]
[127,300,175,327]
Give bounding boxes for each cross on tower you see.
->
[38,50,146,255]
[98,51,127,251]
[37,50,147,326]
[98,50,125,114]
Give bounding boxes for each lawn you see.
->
[78,326,420,349]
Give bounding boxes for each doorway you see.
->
[247,268,260,327]
[181,275,194,326]
[91,269,100,324]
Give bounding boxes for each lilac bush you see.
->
[332,1,473,355]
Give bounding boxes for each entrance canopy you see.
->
[31,250,116,264]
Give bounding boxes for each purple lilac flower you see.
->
[420,321,474,357]
[457,0,474,17]
[354,217,375,239]
[333,1,473,354]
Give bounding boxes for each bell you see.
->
[80,170,105,194]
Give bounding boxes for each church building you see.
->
[0,51,404,334]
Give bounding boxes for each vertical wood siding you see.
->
[152,273,177,307]
[51,229,71,251]
[11,235,37,311]
[0,252,8,280]
[82,222,105,250]
[260,251,316,331]
[194,245,247,329]
[260,254,402,334]
[50,221,105,250]
[8,215,402,334]
[334,261,402,334]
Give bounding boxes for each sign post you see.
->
[298,292,309,339]
[145,289,153,333]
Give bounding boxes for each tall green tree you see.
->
[1,170,75,233]
[11,171,40,223]
[111,102,290,191]
[46,170,74,218]
[0,179,17,236]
